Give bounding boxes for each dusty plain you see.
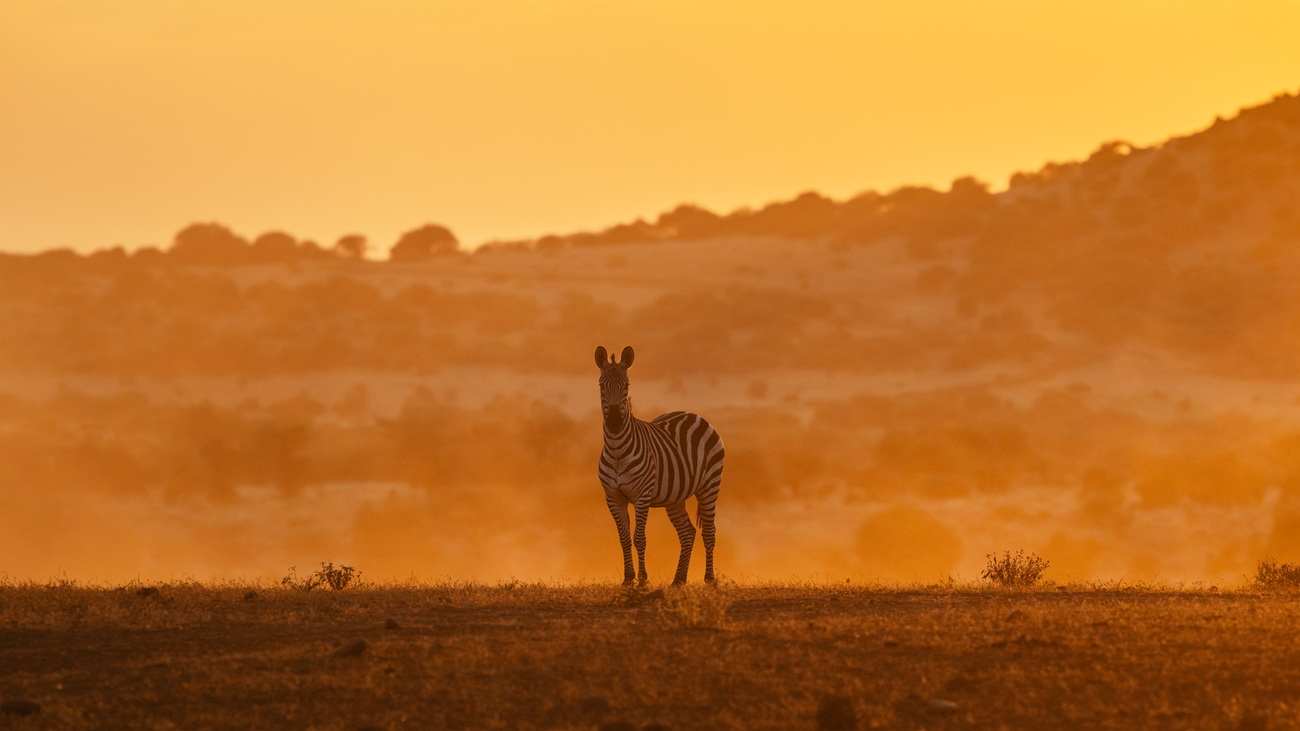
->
[1,581,1297,730]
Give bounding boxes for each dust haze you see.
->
[4,92,1300,585]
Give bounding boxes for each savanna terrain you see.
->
[2,580,1297,730]
[4,88,1300,731]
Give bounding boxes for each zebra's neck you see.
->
[602,415,641,461]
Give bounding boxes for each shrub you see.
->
[281,561,362,592]
[1255,557,1300,588]
[281,565,321,592]
[982,550,1050,587]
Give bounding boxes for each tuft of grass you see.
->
[612,582,661,607]
[282,562,362,592]
[1254,557,1300,588]
[982,550,1051,587]
[657,578,734,629]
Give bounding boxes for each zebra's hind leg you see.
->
[698,491,719,583]
[633,503,650,585]
[666,502,696,585]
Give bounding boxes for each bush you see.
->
[1255,557,1300,588]
[281,561,362,592]
[982,550,1050,587]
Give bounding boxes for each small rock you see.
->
[816,695,857,730]
[1,699,41,717]
[599,723,637,731]
[925,698,959,714]
[384,619,401,630]
[136,587,160,598]
[882,639,898,648]
[243,591,258,601]
[580,695,611,715]
[1005,609,1025,621]
[642,723,674,731]
[333,639,367,658]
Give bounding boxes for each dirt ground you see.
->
[1,582,1297,730]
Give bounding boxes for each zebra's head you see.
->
[595,345,635,433]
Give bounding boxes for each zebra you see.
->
[595,345,725,585]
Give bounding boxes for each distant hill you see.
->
[1,89,1298,380]
[479,90,1300,254]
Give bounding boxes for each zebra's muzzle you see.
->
[604,407,625,432]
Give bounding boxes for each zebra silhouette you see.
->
[595,345,725,585]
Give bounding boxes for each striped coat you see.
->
[595,345,725,585]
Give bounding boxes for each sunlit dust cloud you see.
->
[4,91,1300,586]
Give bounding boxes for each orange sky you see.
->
[2,0,1298,255]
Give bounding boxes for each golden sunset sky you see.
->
[2,0,1298,254]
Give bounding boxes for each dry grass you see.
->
[3,579,1300,729]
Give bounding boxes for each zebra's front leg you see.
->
[666,502,696,585]
[633,503,650,585]
[607,498,635,585]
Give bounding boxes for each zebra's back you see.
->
[644,411,725,507]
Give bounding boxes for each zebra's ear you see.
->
[619,346,635,368]
[594,346,609,369]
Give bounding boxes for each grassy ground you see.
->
[1,579,1297,730]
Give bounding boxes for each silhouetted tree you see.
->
[656,204,725,240]
[334,234,368,259]
[131,246,165,265]
[169,223,251,266]
[748,191,839,237]
[588,218,659,246]
[296,240,332,260]
[389,224,459,261]
[86,246,129,270]
[1082,140,1135,175]
[251,231,299,263]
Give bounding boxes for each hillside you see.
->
[2,90,1300,585]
